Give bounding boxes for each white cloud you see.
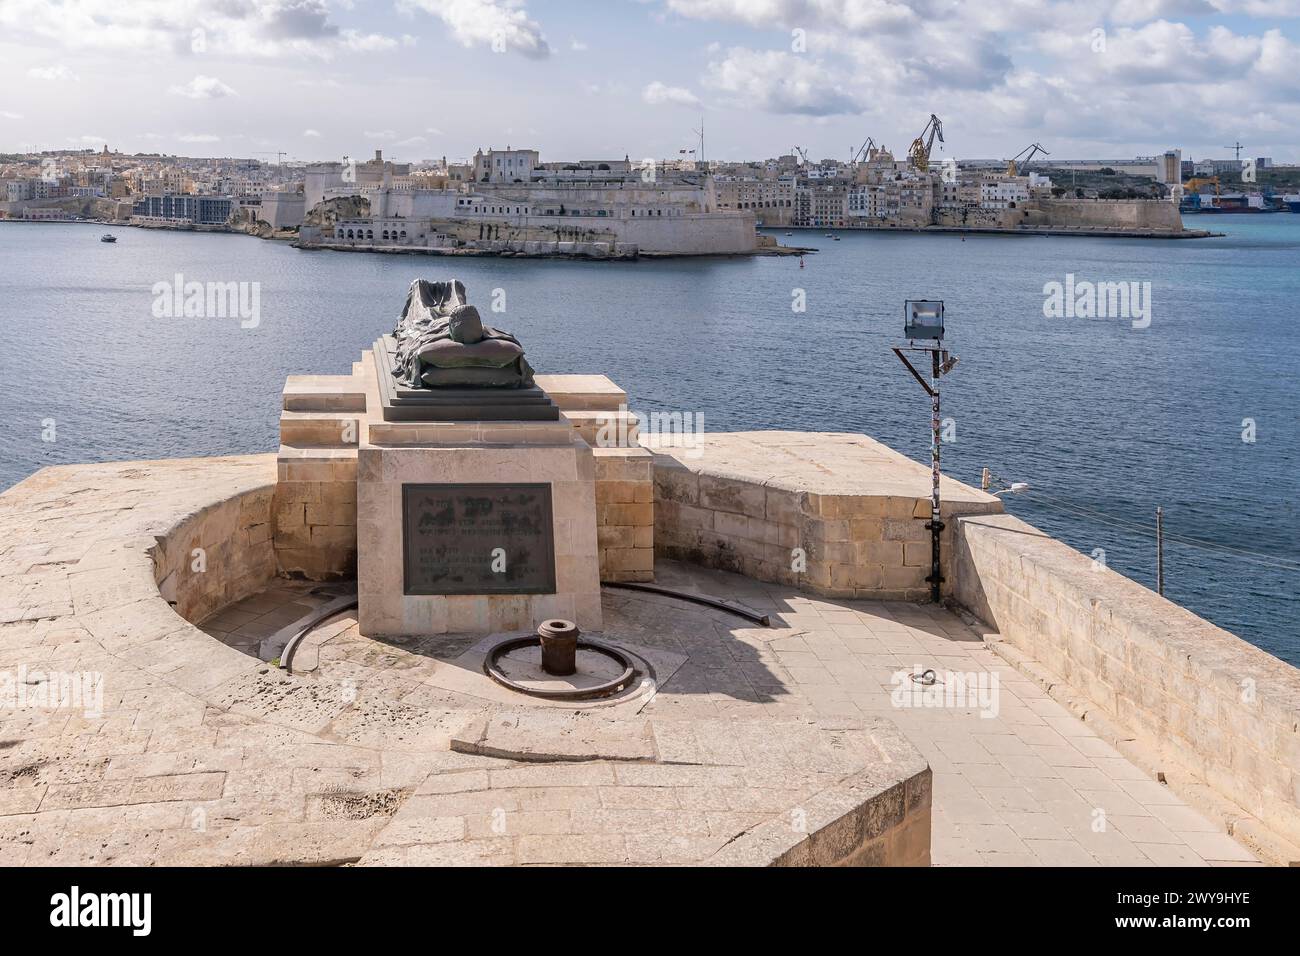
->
[178,133,220,143]
[1,110,24,120]
[398,0,550,58]
[642,80,701,107]
[303,128,322,137]
[341,30,399,51]
[703,49,862,115]
[27,64,77,81]
[0,0,404,58]
[667,0,920,33]
[169,75,238,99]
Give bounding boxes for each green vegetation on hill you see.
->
[1034,167,1167,200]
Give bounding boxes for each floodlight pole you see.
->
[891,343,948,604]
[928,348,943,604]
[894,299,953,605]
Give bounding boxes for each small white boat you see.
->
[100,234,117,243]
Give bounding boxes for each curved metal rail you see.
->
[484,636,637,701]
[601,581,771,627]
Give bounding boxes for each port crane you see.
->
[908,114,944,172]
[852,136,878,166]
[1007,142,1049,177]
[793,146,810,167]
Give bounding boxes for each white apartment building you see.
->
[474,148,540,183]
[980,178,1030,209]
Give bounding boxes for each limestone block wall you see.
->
[274,373,366,581]
[594,449,655,582]
[274,447,358,581]
[1032,198,1184,231]
[952,512,1300,850]
[153,477,277,625]
[536,375,654,584]
[649,432,1001,601]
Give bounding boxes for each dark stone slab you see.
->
[402,483,557,596]
[374,338,560,422]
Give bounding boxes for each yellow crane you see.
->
[908,114,944,172]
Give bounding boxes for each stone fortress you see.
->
[0,280,1297,867]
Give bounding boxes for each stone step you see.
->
[535,373,627,412]
[276,444,358,483]
[279,410,361,448]
[283,374,367,412]
[564,409,640,448]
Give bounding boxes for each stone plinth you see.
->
[275,365,653,585]
[356,420,602,637]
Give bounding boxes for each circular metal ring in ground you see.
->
[484,637,638,701]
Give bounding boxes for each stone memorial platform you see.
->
[0,276,1292,869]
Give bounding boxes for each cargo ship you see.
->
[1181,191,1288,214]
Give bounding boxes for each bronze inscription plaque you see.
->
[402,483,556,596]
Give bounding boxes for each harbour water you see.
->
[1,218,1296,662]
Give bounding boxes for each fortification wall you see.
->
[952,511,1300,854]
[1031,198,1184,231]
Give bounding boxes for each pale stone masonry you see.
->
[274,369,366,581]
[275,369,654,586]
[0,454,1270,866]
[953,512,1300,861]
[356,437,603,636]
[648,432,1002,600]
[535,375,655,584]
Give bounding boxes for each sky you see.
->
[1,0,1299,165]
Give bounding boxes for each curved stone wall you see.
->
[154,474,278,625]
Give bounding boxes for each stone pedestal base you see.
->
[357,432,602,638]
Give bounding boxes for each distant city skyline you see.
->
[2,0,1299,164]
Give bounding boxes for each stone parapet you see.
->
[647,431,1001,600]
[952,511,1300,857]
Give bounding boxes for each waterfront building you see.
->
[714,175,797,225]
[131,194,234,225]
[1156,149,1182,184]
[474,147,540,183]
[304,150,411,209]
